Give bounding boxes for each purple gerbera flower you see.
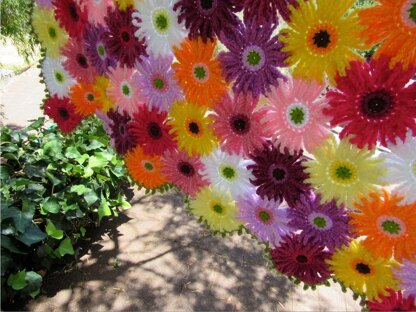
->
[248,142,310,207]
[84,23,116,75]
[218,18,288,98]
[173,0,241,42]
[394,259,416,299]
[288,193,354,251]
[243,0,299,25]
[237,194,293,246]
[134,54,183,113]
[107,109,136,154]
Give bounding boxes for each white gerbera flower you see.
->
[200,149,254,199]
[382,133,416,204]
[132,0,186,57]
[42,57,75,99]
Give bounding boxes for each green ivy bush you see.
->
[0,117,132,303]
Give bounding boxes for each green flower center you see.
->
[409,3,416,23]
[335,166,352,180]
[194,66,207,81]
[48,26,57,39]
[55,71,64,83]
[247,50,261,66]
[221,166,236,180]
[313,216,327,228]
[289,107,305,125]
[144,162,154,171]
[97,44,106,57]
[153,78,165,90]
[86,93,94,102]
[122,84,131,96]
[412,160,416,177]
[355,262,371,275]
[381,220,401,235]
[258,211,270,223]
[212,204,223,214]
[155,14,168,31]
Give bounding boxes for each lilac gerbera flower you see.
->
[394,259,416,299]
[84,24,116,75]
[134,54,183,113]
[237,194,293,246]
[248,142,310,207]
[288,193,354,251]
[218,18,288,98]
[107,109,136,155]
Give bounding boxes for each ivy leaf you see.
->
[42,140,62,157]
[45,220,64,240]
[57,238,74,257]
[75,154,89,165]
[45,171,62,186]
[88,154,109,169]
[41,197,60,214]
[1,235,27,254]
[7,270,28,290]
[69,185,92,195]
[0,164,12,180]
[64,146,81,159]
[98,197,111,222]
[84,191,99,205]
[27,118,45,130]
[23,271,42,298]
[1,206,33,233]
[16,223,47,246]
[24,165,45,178]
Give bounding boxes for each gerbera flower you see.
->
[367,289,416,311]
[107,64,143,116]
[237,194,293,246]
[134,54,183,113]
[327,240,399,301]
[167,101,218,156]
[128,106,176,156]
[218,18,288,98]
[189,186,242,233]
[262,77,331,154]
[211,93,268,156]
[382,133,416,205]
[359,0,416,69]
[125,146,167,189]
[114,0,134,11]
[37,0,53,8]
[132,0,186,57]
[270,234,332,285]
[394,259,416,299]
[93,75,114,112]
[248,143,310,207]
[173,0,241,42]
[107,109,136,154]
[61,38,96,83]
[85,0,114,25]
[69,82,103,117]
[199,149,254,199]
[304,136,385,208]
[84,24,116,76]
[288,193,353,252]
[172,38,227,108]
[103,7,147,68]
[242,0,299,25]
[161,149,208,196]
[53,0,88,39]
[32,7,68,58]
[350,191,416,261]
[42,57,76,99]
[44,96,83,133]
[324,57,416,149]
[279,0,367,84]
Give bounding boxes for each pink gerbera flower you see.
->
[85,0,114,25]
[107,64,143,116]
[161,149,208,197]
[211,93,268,156]
[262,77,331,154]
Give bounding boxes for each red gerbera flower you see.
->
[53,0,88,39]
[103,7,147,68]
[128,106,176,156]
[44,95,83,134]
[367,289,416,311]
[270,234,332,285]
[324,56,416,149]
[107,109,136,155]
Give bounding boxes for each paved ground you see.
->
[1,45,361,311]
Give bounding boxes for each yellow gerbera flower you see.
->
[93,76,114,113]
[32,6,68,58]
[189,187,242,233]
[327,240,399,301]
[305,136,385,208]
[167,101,218,156]
[280,0,368,84]
[114,0,135,10]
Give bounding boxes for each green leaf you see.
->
[65,146,81,159]
[1,206,33,233]
[57,238,74,257]
[13,178,34,187]
[16,223,47,246]
[27,117,45,130]
[0,164,12,180]
[45,220,64,240]
[24,271,42,298]
[88,154,109,169]
[84,191,99,205]
[86,139,104,151]
[45,171,62,186]
[1,235,27,254]
[7,270,27,290]
[1,153,18,160]
[83,167,94,178]
[1,144,18,153]
[75,154,89,165]
[98,198,112,222]
[24,165,45,178]
[42,140,62,157]
[80,227,86,237]
[41,197,60,214]
[69,184,92,195]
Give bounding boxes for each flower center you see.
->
[193,64,209,83]
[259,211,270,222]
[201,0,213,9]
[147,122,162,139]
[55,71,64,83]
[76,54,88,69]
[221,166,236,180]
[290,107,304,124]
[313,216,326,228]
[178,161,195,177]
[118,123,126,135]
[121,83,131,96]
[69,2,79,21]
[188,121,200,135]
[247,51,261,66]
[97,43,106,58]
[361,91,392,119]
[212,203,223,214]
[409,3,416,23]
[296,255,308,263]
[121,31,130,43]
[286,103,309,129]
[272,168,286,181]
[143,161,154,171]
[313,30,331,48]
[48,26,57,39]
[329,161,357,184]
[308,212,333,231]
[86,93,95,102]
[336,166,352,180]
[58,107,70,120]
[377,216,406,237]
[355,262,371,275]
[230,114,250,135]
[307,24,337,54]
[242,46,265,71]
[381,220,401,235]
[153,9,170,34]
[153,77,165,90]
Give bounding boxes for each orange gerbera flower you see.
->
[350,190,416,261]
[125,146,167,189]
[172,37,228,107]
[69,82,103,116]
[359,0,416,69]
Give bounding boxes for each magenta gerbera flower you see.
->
[288,193,354,252]
[103,7,147,68]
[248,143,310,207]
[211,93,268,156]
[242,0,300,25]
[218,18,288,98]
[173,0,241,42]
[107,109,136,155]
[53,0,88,39]
[324,56,416,149]
[367,289,416,311]
[270,234,332,285]
[83,24,116,76]
[237,194,293,246]
[134,54,183,113]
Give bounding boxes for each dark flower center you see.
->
[247,51,261,66]
[409,3,416,23]
[178,161,195,177]
[86,93,95,102]
[200,0,213,9]
[272,168,286,181]
[313,30,331,48]
[313,216,327,228]
[355,262,371,275]
[119,123,126,135]
[212,204,223,214]
[121,31,130,43]
[153,78,165,90]
[230,114,250,134]
[335,166,352,180]
[58,107,70,120]
[289,107,305,125]
[361,91,392,118]
[296,255,308,264]
[55,72,64,83]
[76,54,88,68]
[258,211,270,223]
[48,27,57,39]
[148,122,162,139]
[188,122,200,135]
[69,2,79,21]
[155,13,168,30]
[381,220,401,235]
